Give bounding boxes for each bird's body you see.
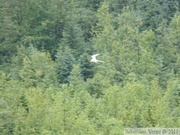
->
[90,54,104,63]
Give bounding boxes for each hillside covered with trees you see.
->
[0,0,179,134]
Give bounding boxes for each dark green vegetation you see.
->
[0,0,179,134]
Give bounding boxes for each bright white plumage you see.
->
[90,54,104,63]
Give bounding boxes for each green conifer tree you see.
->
[55,46,76,84]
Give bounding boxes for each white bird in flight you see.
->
[90,54,104,63]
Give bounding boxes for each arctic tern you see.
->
[90,54,104,63]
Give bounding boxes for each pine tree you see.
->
[93,2,116,53]
[130,0,179,30]
[0,71,24,134]
[68,64,84,90]
[155,13,180,87]
[55,46,76,84]
[11,46,57,88]
[79,53,95,81]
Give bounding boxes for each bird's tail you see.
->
[97,60,104,63]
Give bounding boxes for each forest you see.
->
[0,0,179,134]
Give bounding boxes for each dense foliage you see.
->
[0,0,179,134]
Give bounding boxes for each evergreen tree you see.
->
[0,71,25,134]
[11,46,57,88]
[131,0,179,30]
[93,2,115,53]
[55,46,76,84]
[79,53,95,81]
[0,0,180,133]
[68,64,84,89]
[155,13,180,86]
[61,22,86,57]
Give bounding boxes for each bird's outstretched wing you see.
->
[91,54,100,59]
